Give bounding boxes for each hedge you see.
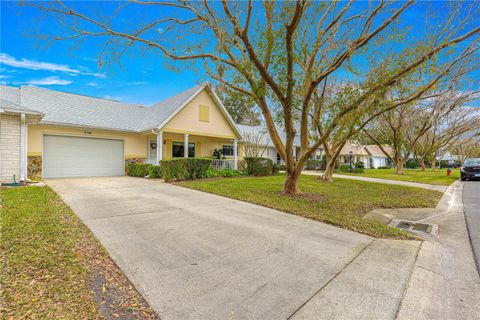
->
[148,165,162,178]
[244,157,273,176]
[127,163,152,177]
[159,158,212,182]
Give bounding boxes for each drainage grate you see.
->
[390,219,437,235]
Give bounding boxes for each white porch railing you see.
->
[144,159,158,165]
[211,159,235,170]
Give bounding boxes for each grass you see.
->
[335,168,459,186]
[1,186,158,319]
[177,174,442,240]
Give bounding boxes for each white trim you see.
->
[20,113,27,181]
[184,133,189,158]
[157,131,163,163]
[233,139,238,170]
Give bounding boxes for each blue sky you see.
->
[0,1,478,106]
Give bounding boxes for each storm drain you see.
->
[390,219,438,235]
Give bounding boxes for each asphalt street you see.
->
[463,181,480,274]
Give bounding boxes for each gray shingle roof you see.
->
[0,84,206,132]
[0,98,43,115]
[0,85,20,104]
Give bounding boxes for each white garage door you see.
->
[43,135,124,178]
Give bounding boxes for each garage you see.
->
[43,135,124,178]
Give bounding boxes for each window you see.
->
[222,145,234,156]
[199,105,209,122]
[172,141,195,157]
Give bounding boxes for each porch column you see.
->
[20,113,27,181]
[156,130,163,164]
[233,139,238,170]
[184,133,189,158]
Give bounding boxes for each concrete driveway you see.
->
[48,177,419,320]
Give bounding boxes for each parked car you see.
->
[460,158,480,181]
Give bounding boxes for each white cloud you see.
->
[87,81,99,87]
[0,53,105,78]
[22,76,72,86]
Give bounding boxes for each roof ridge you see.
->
[150,83,204,108]
[20,85,141,106]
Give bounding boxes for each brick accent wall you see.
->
[28,155,42,179]
[0,114,21,183]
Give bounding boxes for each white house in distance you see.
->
[338,142,393,169]
[237,124,302,164]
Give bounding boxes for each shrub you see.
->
[127,163,152,177]
[355,161,365,169]
[305,159,324,170]
[148,165,162,178]
[159,158,212,182]
[354,161,365,173]
[205,167,244,178]
[405,159,419,169]
[439,160,449,169]
[220,169,243,177]
[339,164,351,172]
[244,157,274,176]
[274,164,286,172]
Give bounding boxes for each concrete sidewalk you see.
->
[48,177,422,320]
[302,170,448,192]
[396,181,480,319]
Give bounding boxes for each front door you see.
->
[148,139,157,163]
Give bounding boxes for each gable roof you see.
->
[0,83,241,137]
[340,142,369,156]
[365,144,393,157]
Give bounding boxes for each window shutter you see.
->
[199,105,209,122]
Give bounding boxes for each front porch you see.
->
[144,131,239,169]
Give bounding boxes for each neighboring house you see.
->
[236,124,304,164]
[0,83,242,182]
[338,142,393,169]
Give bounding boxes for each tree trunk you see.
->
[395,160,405,174]
[419,158,426,171]
[282,167,302,194]
[431,158,437,170]
[320,158,336,182]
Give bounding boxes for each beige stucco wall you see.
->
[162,90,239,139]
[0,114,21,182]
[27,125,148,158]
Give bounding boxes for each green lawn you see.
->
[336,168,459,186]
[177,174,442,240]
[1,186,158,319]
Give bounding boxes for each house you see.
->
[0,83,242,182]
[236,124,304,164]
[338,142,393,169]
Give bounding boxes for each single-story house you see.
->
[0,83,243,182]
[338,142,393,169]
[236,124,303,164]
